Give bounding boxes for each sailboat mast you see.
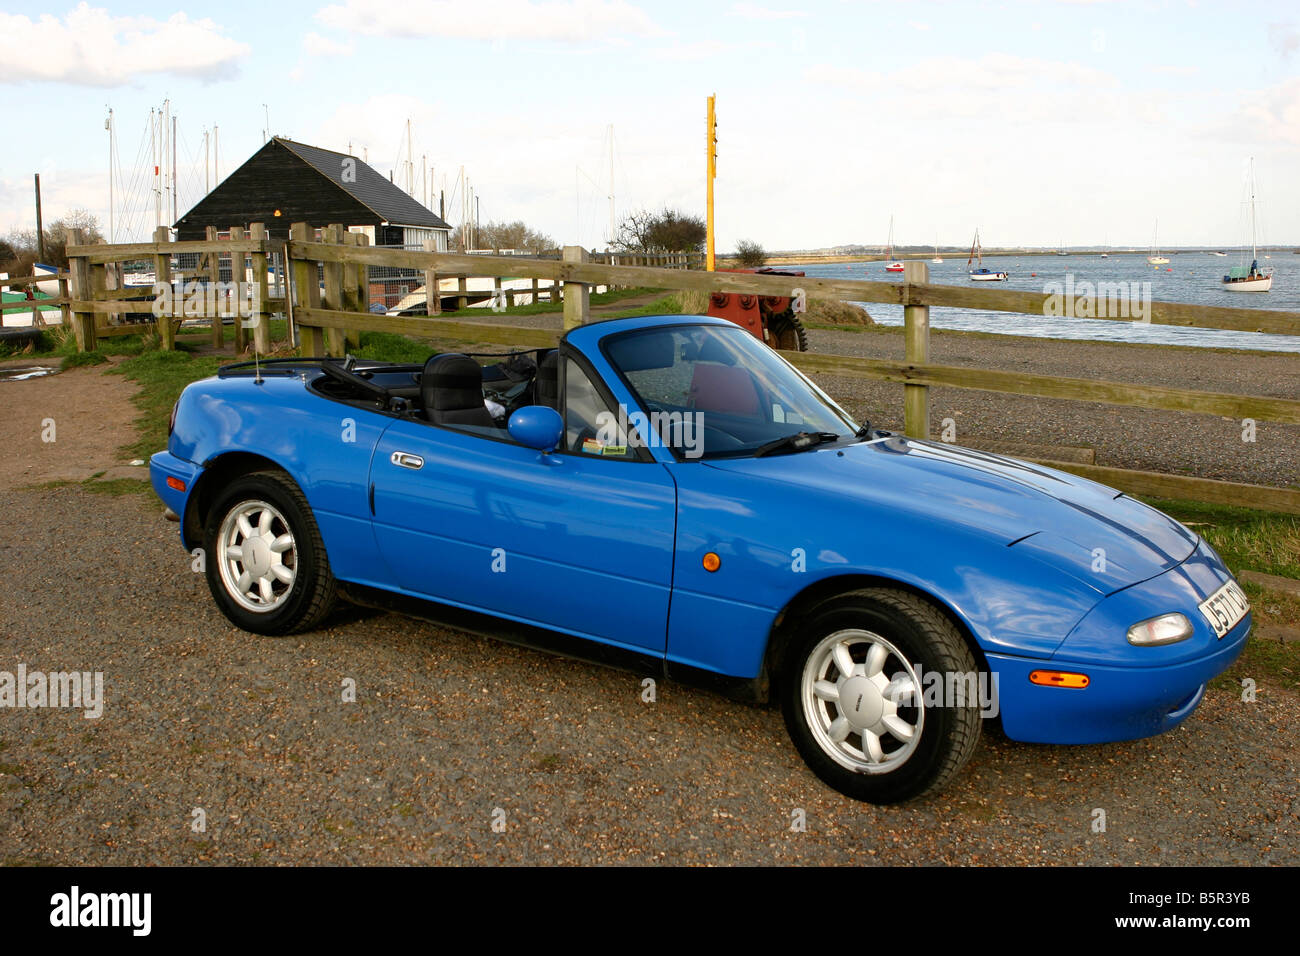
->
[106,108,114,243]
[1249,158,1258,262]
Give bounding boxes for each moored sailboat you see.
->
[967,229,1007,281]
[882,216,904,272]
[1223,158,1273,293]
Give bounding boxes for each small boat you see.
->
[32,263,62,297]
[1147,220,1169,264]
[967,229,1007,281]
[1211,251,1228,257]
[882,216,904,272]
[931,233,942,263]
[1222,158,1273,293]
[1100,252,1109,258]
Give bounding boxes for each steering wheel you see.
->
[317,359,390,404]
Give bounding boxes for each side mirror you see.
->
[508,405,564,453]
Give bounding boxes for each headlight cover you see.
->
[1127,612,1194,646]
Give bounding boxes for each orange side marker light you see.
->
[1029,670,1090,688]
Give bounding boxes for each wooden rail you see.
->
[57,224,1300,515]
[1,269,72,329]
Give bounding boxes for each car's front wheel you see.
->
[203,471,337,635]
[779,588,983,803]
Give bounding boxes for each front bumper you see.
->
[990,539,1250,744]
[149,451,200,545]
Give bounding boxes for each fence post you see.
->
[153,225,174,350]
[902,260,930,439]
[422,238,441,315]
[89,252,109,333]
[456,275,468,311]
[290,222,324,357]
[562,245,590,330]
[67,229,96,352]
[57,273,71,331]
[348,231,366,347]
[249,222,271,354]
[322,224,347,357]
[227,226,247,352]
[205,226,224,348]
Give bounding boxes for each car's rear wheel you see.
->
[779,588,982,803]
[203,471,337,635]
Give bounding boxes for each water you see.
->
[791,252,1300,353]
[0,366,57,381]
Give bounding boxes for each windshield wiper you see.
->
[752,431,841,458]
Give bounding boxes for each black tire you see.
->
[778,588,982,803]
[766,312,808,351]
[203,471,337,635]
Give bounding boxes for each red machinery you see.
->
[705,267,809,351]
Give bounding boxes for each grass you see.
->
[1145,499,1300,581]
[350,331,438,364]
[60,350,108,370]
[603,293,683,319]
[478,285,663,317]
[0,324,153,362]
[110,349,224,460]
[1147,498,1300,694]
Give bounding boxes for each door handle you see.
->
[390,451,424,470]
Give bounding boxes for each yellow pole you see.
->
[706,94,716,272]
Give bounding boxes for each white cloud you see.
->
[1269,21,1299,59]
[315,0,665,42]
[0,4,249,87]
[907,21,931,32]
[730,2,808,19]
[1148,64,1199,76]
[303,31,354,57]
[1209,77,1300,148]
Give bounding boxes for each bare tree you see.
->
[735,239,766,267]
[454,219,555,253]
[616,207,707,253]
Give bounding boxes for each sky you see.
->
[1,0,1297,252]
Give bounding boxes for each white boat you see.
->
[1211,251,1228,257]
[32,263,62,297]
[1222,158,1273,293]
[931,235,942,263]
[967,229,1007,281]
[881,216,904,272]
[1147,221,1169,264]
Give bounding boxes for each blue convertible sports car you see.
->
[151,314,1251,803]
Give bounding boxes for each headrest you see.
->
[422,353,484,411]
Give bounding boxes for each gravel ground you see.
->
[1,486,1296,866]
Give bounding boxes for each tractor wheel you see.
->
[766,312,808,352]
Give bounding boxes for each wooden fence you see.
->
[61,226,1300,515]
[0,270,71,329]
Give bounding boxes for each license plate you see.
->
[1198,580,1250,639]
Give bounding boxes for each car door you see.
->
[368,351,677,656]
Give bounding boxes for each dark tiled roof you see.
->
[277,138,451,231]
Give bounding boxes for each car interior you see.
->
[307,348,633,455]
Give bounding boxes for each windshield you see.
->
[602,324,859,459]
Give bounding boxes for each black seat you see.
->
[421,353,495,428]
[534,350,560,409]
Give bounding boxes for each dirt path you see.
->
[0,357,144,486]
